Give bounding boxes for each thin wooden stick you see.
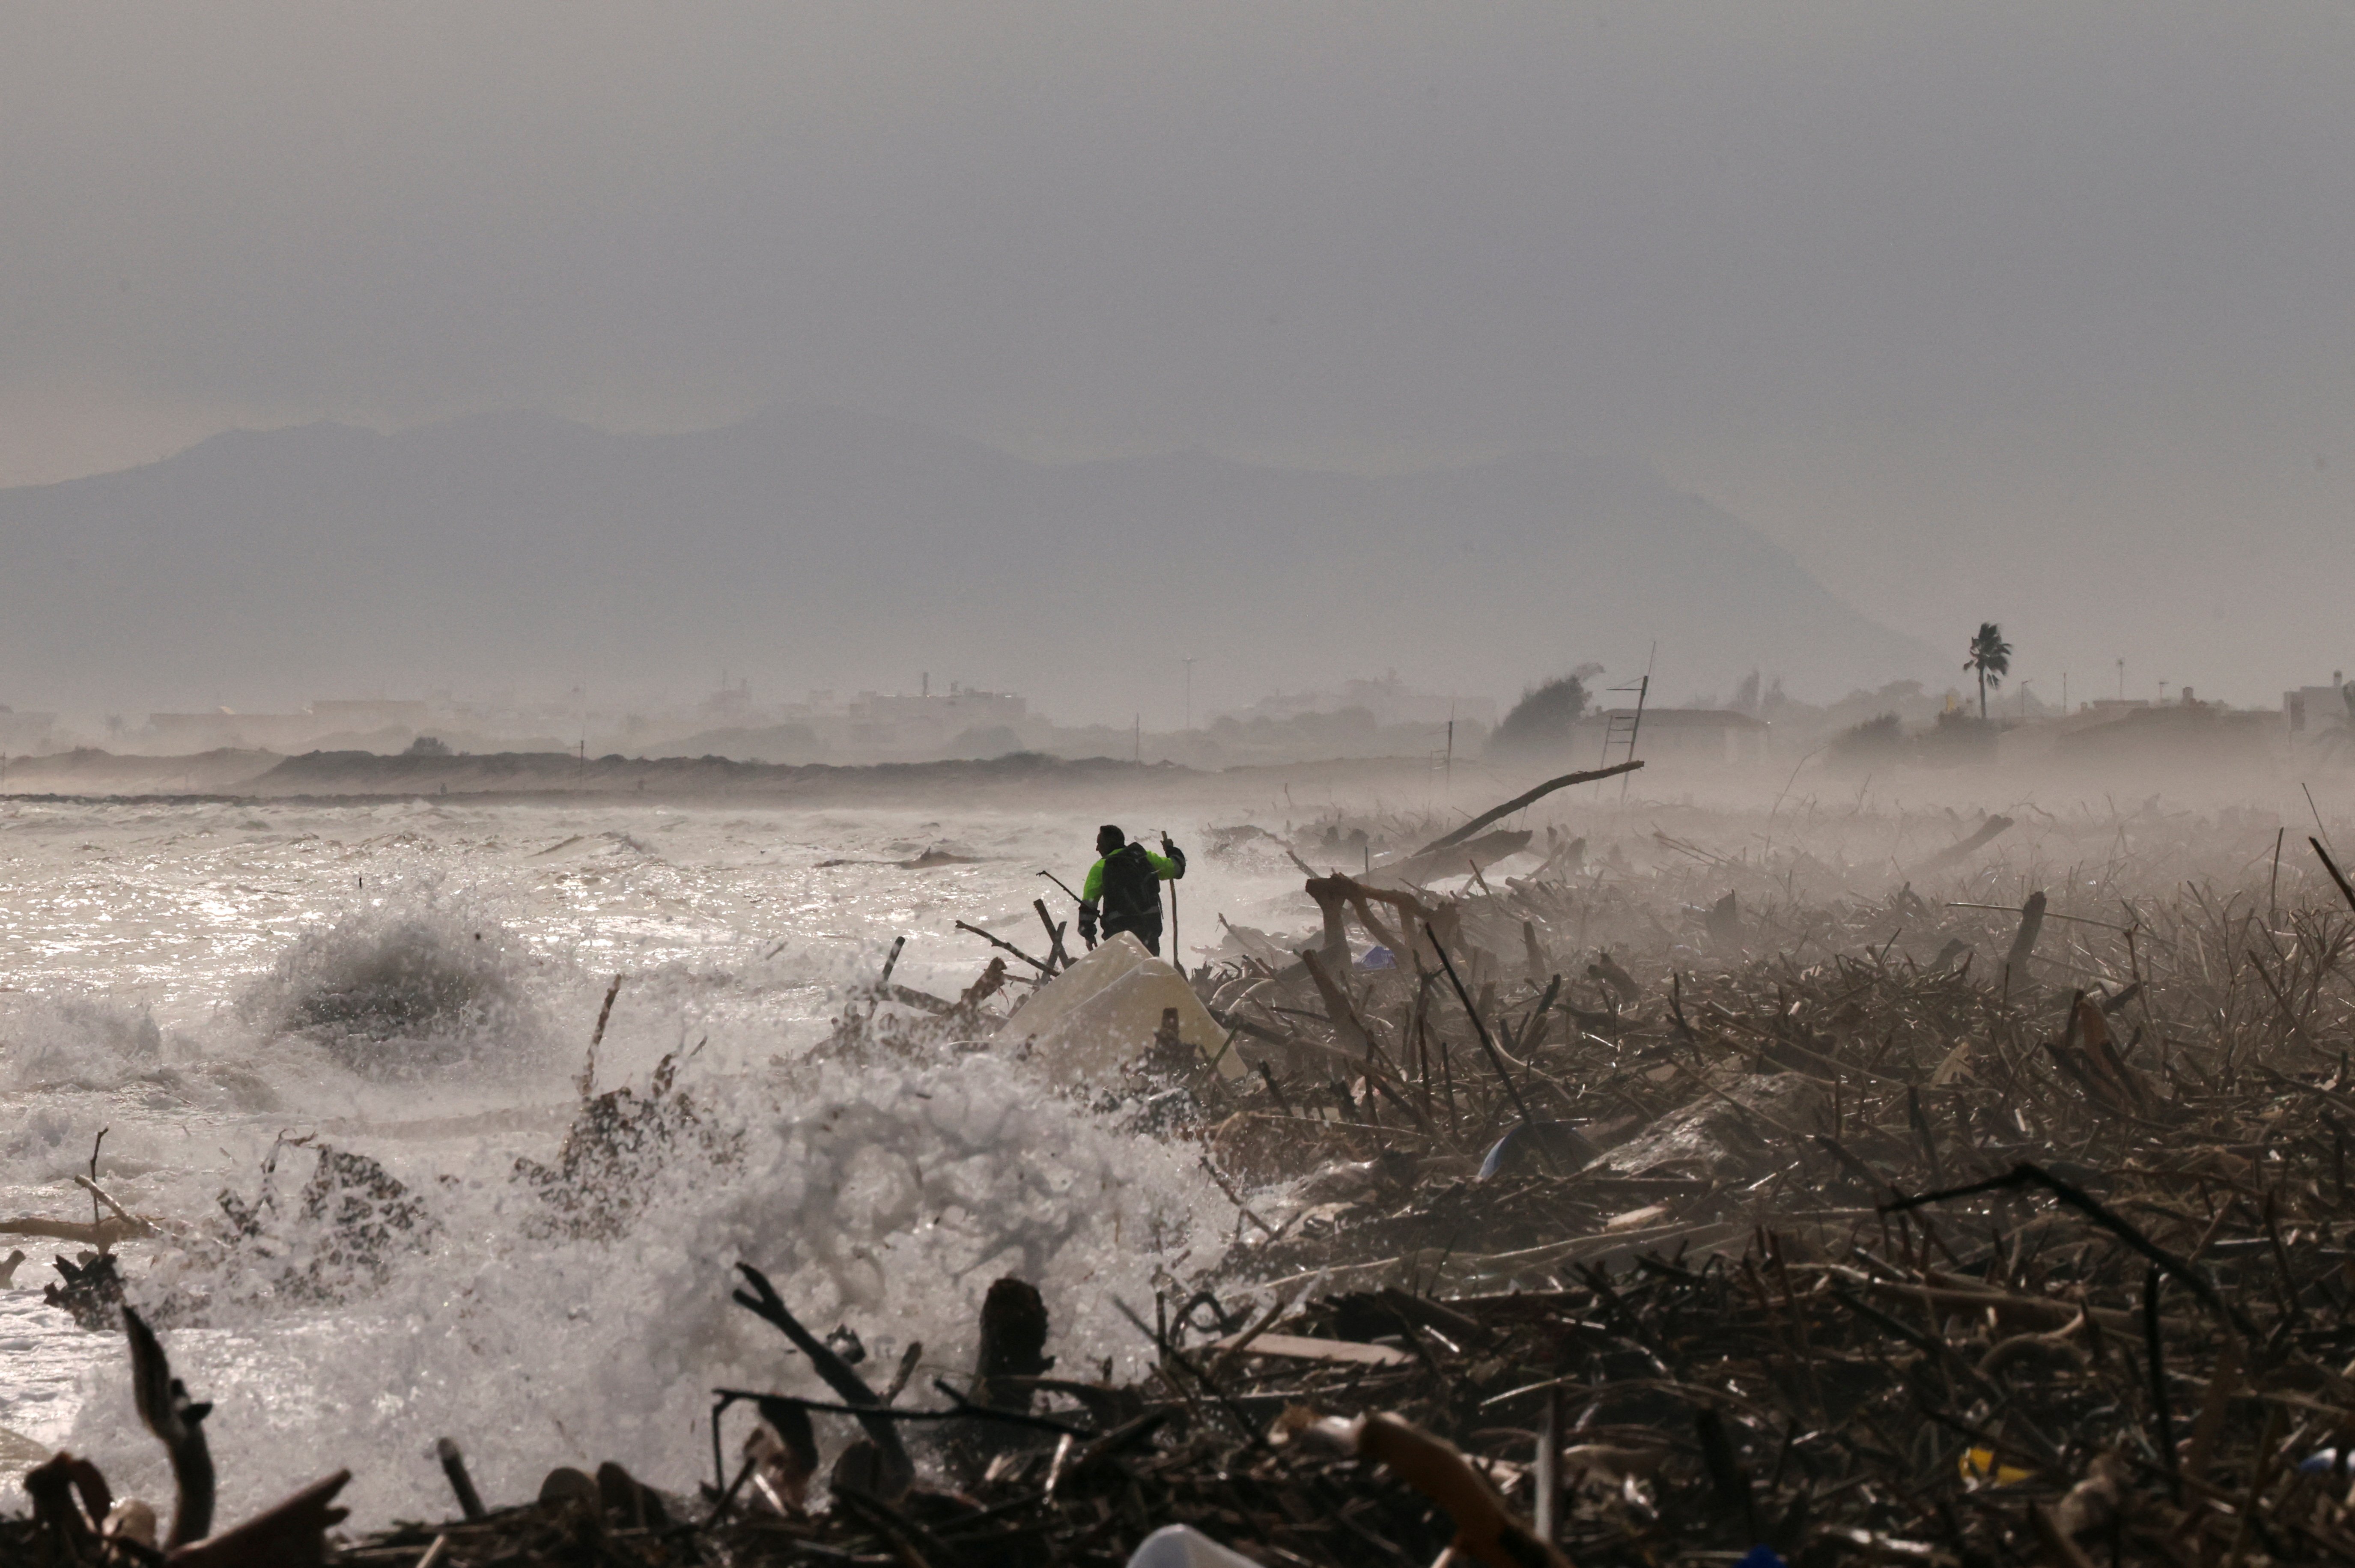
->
[579,973,623,1097]
[1426,923,1550,1164]
[1033,899,1072,971]
[70,1176,157,1237]
[2312,837,2355,915]
[731,1263,915,1494]
[87,1128,107,1229]
[955,921,1052,975]
[435,1438,486,1521]
[2270,827,2285,924]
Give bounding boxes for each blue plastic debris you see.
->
[1734,1548,1789,1568]
[2299,1447,2350,1476]
[1357,944,1397,970]
[1477,1119,1601,1179]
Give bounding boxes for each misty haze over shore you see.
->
[3,5,2346,716]
[5,10,2355,1550]
[0,407,1941,725]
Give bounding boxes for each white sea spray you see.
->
[66,1047,1223,1525]
[0,797,1295,1525]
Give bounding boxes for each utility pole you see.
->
[2116,658,2125,701]
[1183,656,1196,732]
[1133,714,1140,762]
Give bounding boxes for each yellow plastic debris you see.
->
[1959,1446,2032,1485]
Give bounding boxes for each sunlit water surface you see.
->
[0,796,1306,1526]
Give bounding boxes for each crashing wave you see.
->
[80,1049,1224,1527]
[241,893,551,1076]
[0,996,163,1093]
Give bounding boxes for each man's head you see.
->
[1097,824,1126,856]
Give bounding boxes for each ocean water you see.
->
[0,796,1306,1527]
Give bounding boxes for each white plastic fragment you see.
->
[1126,1523,1261,1568]
[994,933,1243,1082]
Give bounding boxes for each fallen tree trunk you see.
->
[1376,829,1533,890]
[1413,761,1642,859]
[0,1215,152,1247]
[1303,873,1461,967]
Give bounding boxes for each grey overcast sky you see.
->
[2,3,2349,706]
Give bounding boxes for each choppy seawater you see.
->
[0,796,1303,1526]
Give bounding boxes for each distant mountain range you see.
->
[0,407,1939,719]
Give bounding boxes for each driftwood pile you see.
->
[1143,802,2355,1564]
[17,786,2355,1562]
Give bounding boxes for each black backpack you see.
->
[1098,843,1162,925]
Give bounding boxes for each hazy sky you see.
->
[3,3,2349,707]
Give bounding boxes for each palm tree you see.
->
[1964,623,2012,720]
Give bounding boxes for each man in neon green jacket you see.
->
[1077,823,1185,957]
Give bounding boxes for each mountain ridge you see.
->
[0,407,1940,718]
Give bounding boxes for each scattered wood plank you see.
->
[1206,1333,1413,1367]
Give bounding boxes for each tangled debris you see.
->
[15,788,2355,1563]
[514,1042,738,1240]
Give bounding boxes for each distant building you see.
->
[2053,691,2274,766]
[142,712,319,751]
[847,685,1027,724]
[2285,677,2353,745]
[308,699,429,734]
[138,698,432,754]
[699,678,756,724]
[0,709,57,754]
[1240,674,1497,729]
[1574,707,1768,765]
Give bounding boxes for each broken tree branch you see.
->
[1907,814,2015,876]
[955,921,1052,976]
[72,1175,158,1237]
[1034,898,1072,971]
[0,1215,149,1247]
[125,1305,215,1550]
[2313,835,2355,915]
[579,973,623,1098]
[1414,762,1643,859]
[731,1262,915,1496]
[1427,923,1550,1163]
[1882,1163,2259,1340]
